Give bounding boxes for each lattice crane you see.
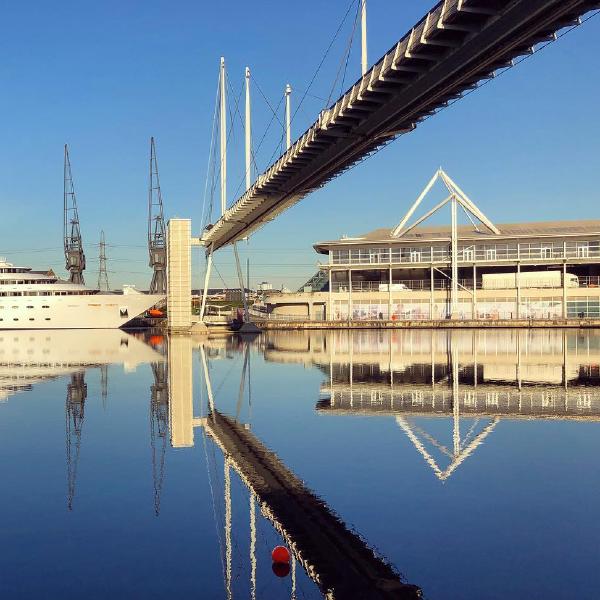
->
[148,137,167,294]
[63,145,86,284]
[65,371,87,511]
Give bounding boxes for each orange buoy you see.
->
[148,309,164,317]
[271,545,291,564]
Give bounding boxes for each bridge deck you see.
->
[201,0,599,251]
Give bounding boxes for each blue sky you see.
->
[1,1,598,290]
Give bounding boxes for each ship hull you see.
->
[0,293,164,329]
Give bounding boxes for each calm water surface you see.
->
[1,328,599,599]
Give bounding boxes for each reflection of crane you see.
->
[150,362,168,515]
[148,137,167,295]
[65,372,87,511]
[63,145,86,285]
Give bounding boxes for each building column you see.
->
[516,262,521,319]
[472,263,477,320]
[348,269,352,322]
[167,218,192,331]
[430,265,434,320]
[328,269,332,321]
[563,262,567,319]
[450,196,458,319]
[388,266,392,319]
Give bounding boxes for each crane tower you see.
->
[63,145,86,284]
[148,137,167,295]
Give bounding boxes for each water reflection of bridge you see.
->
[168,335,421,599]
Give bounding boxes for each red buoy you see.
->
[271,545,291,564]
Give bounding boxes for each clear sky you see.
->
[1,1,598,290]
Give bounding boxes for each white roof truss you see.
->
[391,168,501,238]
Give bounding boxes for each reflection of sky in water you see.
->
[1,329,600,599]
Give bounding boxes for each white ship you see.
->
[0,258,164,329]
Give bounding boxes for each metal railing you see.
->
[249,307,325,321]
[330,242,600,266]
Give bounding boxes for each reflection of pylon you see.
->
[100,365,108,410]
[66,372,87,511]
[97,230,110,291]
[150,362,168,516]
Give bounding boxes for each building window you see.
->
[577,242,589,258]
[485,248,496,261]
[409,250,421,263]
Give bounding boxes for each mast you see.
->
[148,137,167,294]
[220,57,227,216]
[63,145,86,285]
[361,0,368,76]
[285,84,292,150]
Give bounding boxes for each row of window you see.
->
[0,291,95,297]
[0,279,53,285]
[0,306,50,309]
[0,318,51,322]
[330,240,600,264]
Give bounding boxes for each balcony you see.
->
[329,241,600,266]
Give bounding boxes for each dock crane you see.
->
[148,137,166,295]
[63,145,86,284]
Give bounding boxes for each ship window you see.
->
[29,318,34,321]
[27,305,34,309]
[120,308,129,318]
[11,306,18,309]
[45,318,51,321]
[13,318,18,321]
[42,305,50,309]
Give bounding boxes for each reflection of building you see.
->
[255,172,600,322]
[261,329,600,481]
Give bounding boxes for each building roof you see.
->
[314,220,600,253]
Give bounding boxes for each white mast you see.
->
[285,84,292,150]
[245,66,252,192]
[361,0,368,76]
[220,57,227,216]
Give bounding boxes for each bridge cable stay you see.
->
[200,75,221,230]
[325,0,362,106]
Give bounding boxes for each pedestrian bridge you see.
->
[200,0,599,251]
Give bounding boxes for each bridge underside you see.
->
[201,0,599,251]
